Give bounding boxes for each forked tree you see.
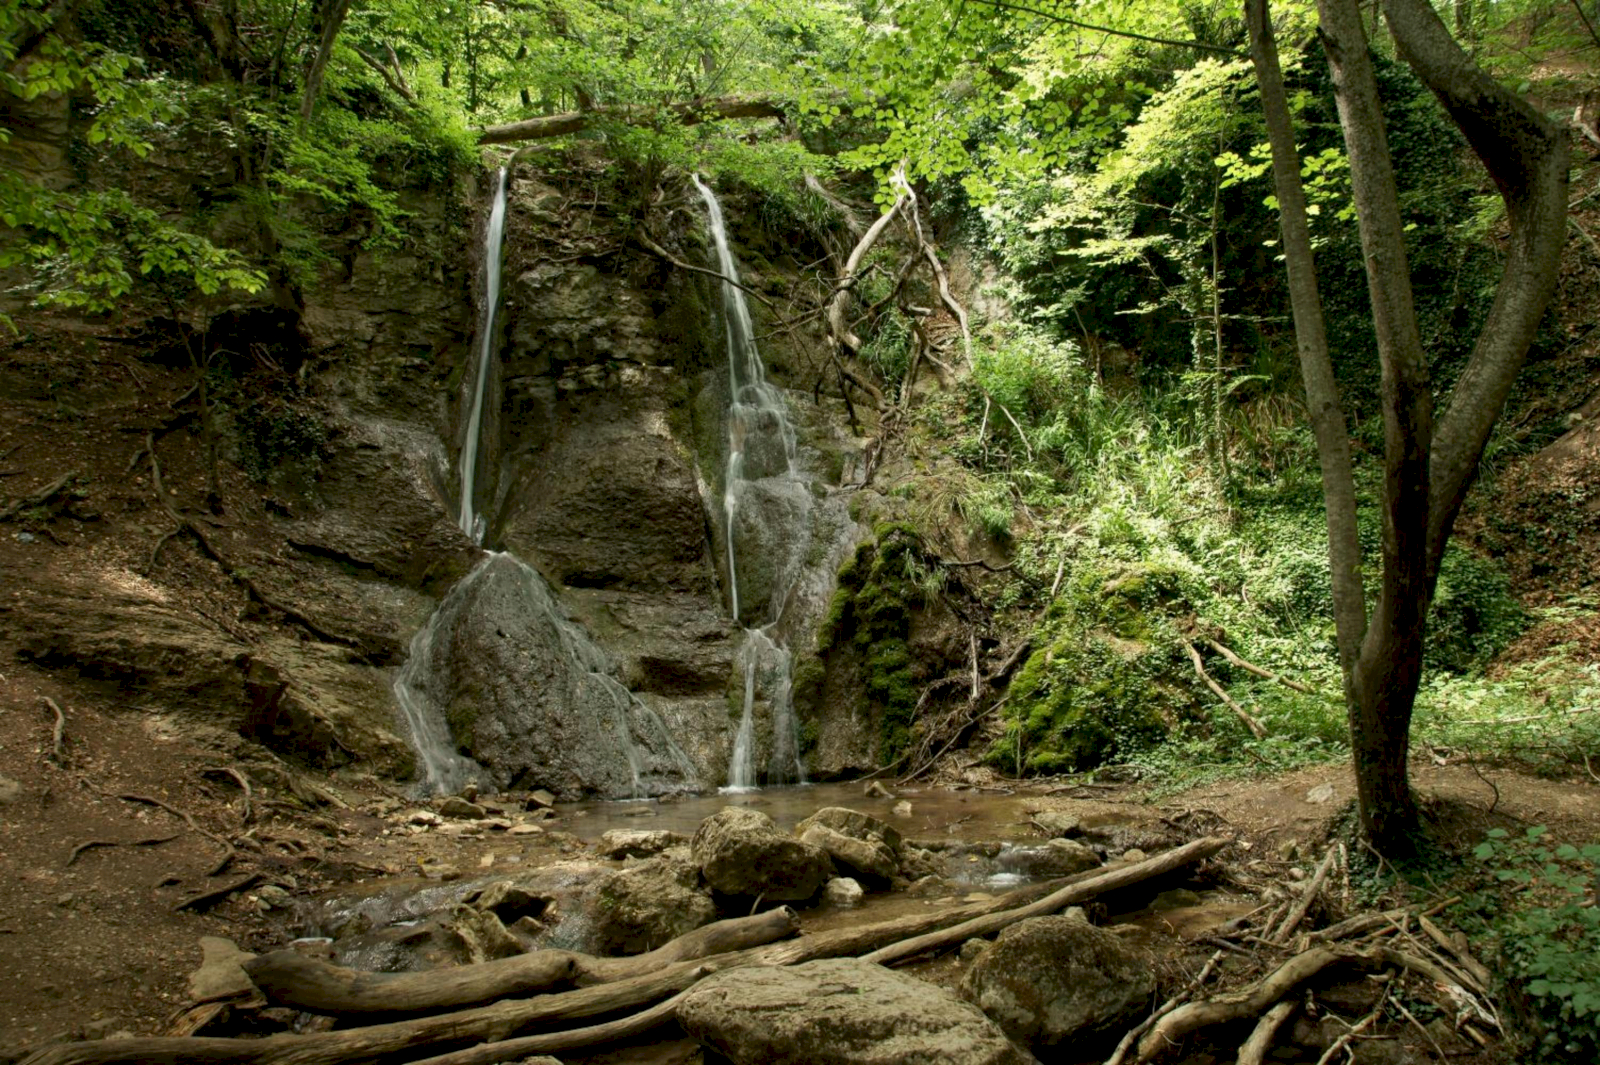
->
[1244,0,1568,854]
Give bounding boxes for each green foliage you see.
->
[820,524,932,764]
[1472,827,1600,1062]
[1426,547,1526,673]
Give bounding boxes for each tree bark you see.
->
[477,96,785,145]
[300,0,353,123]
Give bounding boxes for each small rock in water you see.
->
[439,797,487,820]
[508,823,544,836]
[823,877,864,907]
[420,861,462,881]
[863,780,894,799]
[479,855,495,869]
[1029,810,1081,838]
[462,782,479,802]
[891,800,913,818]
[526,789,557,810]
[595,828,687,860]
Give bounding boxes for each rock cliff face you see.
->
[1,157,909,794]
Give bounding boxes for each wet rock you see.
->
[401,553,697,799]
[447,908,524,962]
[679,958,1035,1065]
[590,851,716,954]
[508,823,544,836]
[999,839,1101,879]
[439,797,487,820]
[595,829,688,860]
[864,780,895,799]
[527,789,557,810]
[823,877,864,907]
[800,823,897,884]
[959,913,1153,1048]
[463,881,550,924]
[796,807,904,857]
[692,807,831,902]
[898,845,948,880]
[893,800,914,818]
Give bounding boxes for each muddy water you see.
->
[559,781,1037,844]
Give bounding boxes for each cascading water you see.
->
[392,167,696,799]
[692,174,808,791]
[457,167,509,544]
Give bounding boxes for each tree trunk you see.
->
[299,0,353,124]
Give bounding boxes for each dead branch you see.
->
[243,907,801,1016]
[637,231,778,311]
[479,96,785,145]
[352,45,416,104]
[41,696,66,765]
[1202,636,1314,694]
[1311,988,1388,1065]
[826,176,909,358]
[1236,998,1298,1065]
[1180,638,1269,739]
[1272,845,1337,944]
[1103,949,1225,1065]
[403,989,687,1065]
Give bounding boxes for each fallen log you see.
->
[21,838,1227,1065]
[478,96,784,145]
[244,906,801,1016]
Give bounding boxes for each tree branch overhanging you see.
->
[478,96,786,145]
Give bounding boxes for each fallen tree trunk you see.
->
[21,839,1226,1065]
[478,96,784,145]
[244,906,800,1016]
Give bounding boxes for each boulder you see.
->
[0,773,22,806]
[796,807,904,857]
[439,797,487,820]
[595,828,688,860]
[678,958,1036,1065]
[1028,811,1081,839]
[589,850,716,955]
[692,807,831,901]
[800,823,897,883]
[996,839,1102,880]
[959,914,1154,1048]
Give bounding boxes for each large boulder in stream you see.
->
[691,807,832,901]
[678,958,1036,1065]
[958,913,1155,1048]
[588,849,716,955]
[396,552,698,800]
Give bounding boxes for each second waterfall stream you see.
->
[692,174,808,791]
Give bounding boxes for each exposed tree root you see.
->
[41,696,67,765]
[0,469,79,522]
[66,835,180,867]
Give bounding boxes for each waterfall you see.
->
[393,167,696,799]
[692,174,808,790]
[457,167,510,544]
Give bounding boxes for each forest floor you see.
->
[3,648,1598,1062]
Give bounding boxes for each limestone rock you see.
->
[589,851,716,955]
[447,908,524,962]
[0,774,22,806]
[998,839,1102,880]
[691,807,831,901]
[595,829,688,860]
[800,822,897,883]
[439,797,487,820]
[959,914,1154,1047]
[898,845,947,880]
[892,800,913,818]
[186,937,259,1005]
[796,806,904,857]
[823,877,864,907]
[1028,811,1081,839]
[679,958,1036,1065]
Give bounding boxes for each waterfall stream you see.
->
[692,175,808,791]
[392,168,695,799]
[457,167,509,545]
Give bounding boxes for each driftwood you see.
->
[22,839,1227,1065]
[244,906,801,1016]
